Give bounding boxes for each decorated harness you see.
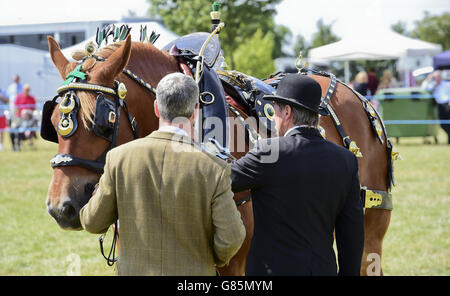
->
[264,69,397,210]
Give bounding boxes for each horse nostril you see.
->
[61,202,77,219]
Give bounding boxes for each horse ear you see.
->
[96,35,132,83]
[48,36,70,80]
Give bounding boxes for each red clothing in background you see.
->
[0,116,6,129]
[14,93,36,116]
[368,72,379,95]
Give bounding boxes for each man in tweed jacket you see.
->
[80,73,245,275]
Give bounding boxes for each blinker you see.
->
[92,93,117,142]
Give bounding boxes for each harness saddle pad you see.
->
[162,32,221,68]
[198,65,228,147]
[218,70,277,136]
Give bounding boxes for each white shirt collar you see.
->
[284,125,316,137]
[284,126,301,137]
[158,125,190,138]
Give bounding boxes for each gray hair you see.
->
[277,102,319,127]
[156,73,199,121]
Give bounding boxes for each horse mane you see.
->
[71,39,174,131]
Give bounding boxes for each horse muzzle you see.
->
[46,182,96,230]
[47,199,82,230]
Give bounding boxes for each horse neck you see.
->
[118,43,180,139]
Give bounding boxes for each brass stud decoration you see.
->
[118,82,127,100]
[263,104,275,121]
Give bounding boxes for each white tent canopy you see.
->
[308,28,442,83]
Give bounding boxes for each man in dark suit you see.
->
[231,74,364,276]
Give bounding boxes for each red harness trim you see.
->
[178,60,193,77]
[226,95,247,115]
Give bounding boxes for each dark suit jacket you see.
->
[231,126,364,276]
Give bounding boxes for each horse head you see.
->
[45,35,133,230]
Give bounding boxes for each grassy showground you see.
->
[381,131,449,276]
[0,131,449,276]
[0,136,114,276]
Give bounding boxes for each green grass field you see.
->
[0,131,449,276]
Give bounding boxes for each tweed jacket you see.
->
[80,130,246,276]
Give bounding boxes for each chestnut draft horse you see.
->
[43,34,394,276]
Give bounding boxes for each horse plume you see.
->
[72,24,160,61]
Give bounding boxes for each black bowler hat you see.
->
[264,74,328,116]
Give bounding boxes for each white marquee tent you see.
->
[308,28,442,84]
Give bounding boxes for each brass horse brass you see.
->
[58,114,74,136]
[264,103,275,121]
[57,93,77,137]
[59,93,76,114]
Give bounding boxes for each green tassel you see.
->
[63,65,87,85]
[96,28,104,47]
[140,25,147,42]
[212,1,221,11]
[149,31,160,44]
[116,27,120,41]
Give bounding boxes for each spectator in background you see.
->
[368,68,379,96]
[354,71,380,110]
[18,109,38,148]
[14,84,36,117]
[7,74,23,119]
[353,71,369,96]
[423,71,450,144]
[11,84,36,151]
[0,89,9,151]
[377,69,399,91]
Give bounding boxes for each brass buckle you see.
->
[108,111,116,124]
[364,189,383,208]
[199,92,215,105]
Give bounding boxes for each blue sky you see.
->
[275,0,449,40]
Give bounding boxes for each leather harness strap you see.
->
[319,73,354,149]
[296,69,393,210]
[310,72,362,157]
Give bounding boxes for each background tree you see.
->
[391,20,410,36]
[311,19,340,48]
[411,11,450,51]
[147,0,284,69]
[293,33,311,58]
[272,23,293,58]
[233,29,276,79]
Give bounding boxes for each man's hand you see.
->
[92,183,100,196]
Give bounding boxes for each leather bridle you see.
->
[41,63,151,174]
